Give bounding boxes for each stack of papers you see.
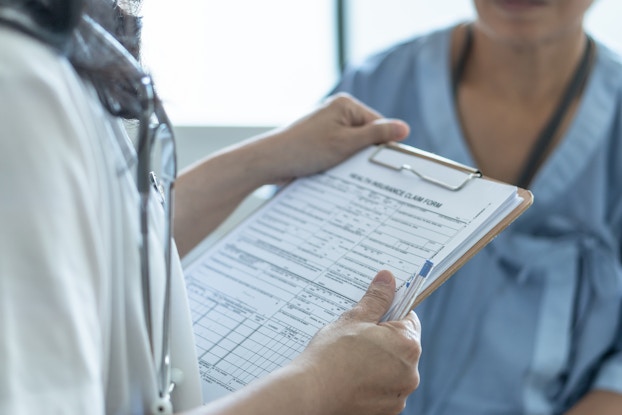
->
[183,143,532,402]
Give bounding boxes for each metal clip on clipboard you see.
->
[368,143,482,191]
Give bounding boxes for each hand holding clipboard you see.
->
[183,142,533,399]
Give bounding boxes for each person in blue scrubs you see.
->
[332,1,622,414]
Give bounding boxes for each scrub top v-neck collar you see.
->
[415,26,614,214]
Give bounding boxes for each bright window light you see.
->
[141,0,336,126]
[142,0,622,127]
[344,0,475,64]
[345,0,622,64]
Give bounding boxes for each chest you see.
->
[456,87,580,186]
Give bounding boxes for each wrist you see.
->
[209,136,276,190]
[281,352,351,415]
[235,129,293,185]
[273,361,334,415]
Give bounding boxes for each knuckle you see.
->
[337,306,358,322]
[402,313,422,340]
[413,370,421,390]
[409,366,421,391]
[387,401,407,415]
[388,391,410,415]
[405,310,422,329]
[325,93,353,110]
[329,92,353,104]
[406,335,422,364]
[367,282,394,304]
[397,366,420,398]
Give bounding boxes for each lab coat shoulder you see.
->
[0,27,110,414]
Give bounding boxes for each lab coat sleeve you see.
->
[0,38,108,414]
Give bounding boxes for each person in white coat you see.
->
[0,0,422,414]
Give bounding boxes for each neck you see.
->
[455,23,588,104]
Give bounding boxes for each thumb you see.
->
[349,271,396,322]
[355,118,410,146]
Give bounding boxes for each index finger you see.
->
[325,92,383,125]
[401,310,422,340]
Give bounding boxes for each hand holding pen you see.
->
[382,260,433,322]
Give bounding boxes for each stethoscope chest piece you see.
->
[151,396,173,415]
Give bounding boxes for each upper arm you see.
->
[0,35,107,413]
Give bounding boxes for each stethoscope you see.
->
[0,8,179,414]
[81,15,179,415]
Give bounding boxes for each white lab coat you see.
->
[0,26,202,414]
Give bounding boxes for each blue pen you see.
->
[382,259,434,321]
[400,260,433,310]
[406,260,433,288]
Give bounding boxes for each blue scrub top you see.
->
[332,26,622,415]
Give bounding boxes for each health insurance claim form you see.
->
[183,144,524,402]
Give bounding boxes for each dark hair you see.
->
[72,0,146,119]
[0,0,84,49]
[0,0,146,119]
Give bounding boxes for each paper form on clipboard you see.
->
[182,142,533,402]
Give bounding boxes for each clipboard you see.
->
[184,141,534,401]
[368,142,533,311]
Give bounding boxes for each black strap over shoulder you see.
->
[453,24,596,188]
[515,36,595,188]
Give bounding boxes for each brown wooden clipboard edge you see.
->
[377,142,535,310]
[412,185,533,308]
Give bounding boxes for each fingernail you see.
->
[372,271,393,286]
[390,120,409,139]
[372,119,409,140]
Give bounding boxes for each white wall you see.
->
[141,0,335,127]
[174,126,271,170]
[345,0,622,64]
[144,1,622,169]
